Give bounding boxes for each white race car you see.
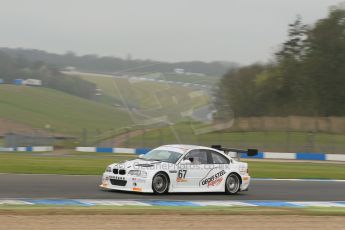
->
[100,144,257,194]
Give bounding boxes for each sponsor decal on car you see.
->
[109,175,125,180]
[176,178,188,182]
[200,169,226,187]
[131,178,146,183]
[132,187,142,192]
[207,177,223,186]
[176,170,188,182]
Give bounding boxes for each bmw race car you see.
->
[100,144,258,194]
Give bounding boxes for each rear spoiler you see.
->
[211,145,258,161]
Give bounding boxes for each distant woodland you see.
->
[0,51,96,99]
[217,9,345,117]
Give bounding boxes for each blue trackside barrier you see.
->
[135,148,151,155]
[2,145,343,162]
[87,147,150,154]
[96,147,113,153]
[240,152,264,159]
[296,153,326,161]
[26,147,33,152]
[0,146,53,152]
[75,147,345,162]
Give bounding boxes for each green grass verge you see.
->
[0,205,344,216]
[0,152,136,175]
[0,152,344,179]
[247,161,345,179]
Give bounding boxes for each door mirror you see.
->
[138,154,144,159]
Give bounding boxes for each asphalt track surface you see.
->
[0,174,344,201]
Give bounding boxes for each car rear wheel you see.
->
[152,172,169,194]
[225,173,241,194]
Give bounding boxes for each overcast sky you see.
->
[0,0,344,64]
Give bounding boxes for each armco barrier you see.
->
[0,146,54,152]
[75,147,345,162]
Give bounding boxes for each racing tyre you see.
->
[225,173,241,194]
[152,172,169,194]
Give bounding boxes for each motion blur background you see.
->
[0,0,345,155]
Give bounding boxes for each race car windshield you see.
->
[142,149,183,164]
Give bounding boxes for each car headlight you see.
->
[128,170,147,178]
[105,166,111,172]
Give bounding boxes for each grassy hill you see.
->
[0,85,132,135]
[139,72,221,86]
[73,73,211,124]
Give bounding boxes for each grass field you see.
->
[140,72,221,86]
[0,152,344,179]
[0,85,131,135]
[1,77,344,155]
[77,73,211,123]
[122,123,345,153]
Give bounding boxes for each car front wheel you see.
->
[152,172,169,194]
[225,173,241,194]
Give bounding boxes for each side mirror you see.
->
[180,159,192,164]
[138,154,144,159]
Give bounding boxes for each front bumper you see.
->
[100,172,153,193]
[240,175,251,191]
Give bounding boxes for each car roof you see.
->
[159,144,217,153]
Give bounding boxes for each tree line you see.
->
[0,51,96,99]
[217,8,345,117]
[0,48,236,77]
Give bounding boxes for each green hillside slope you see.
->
[72,73,211,125]
[0,85,131,135]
